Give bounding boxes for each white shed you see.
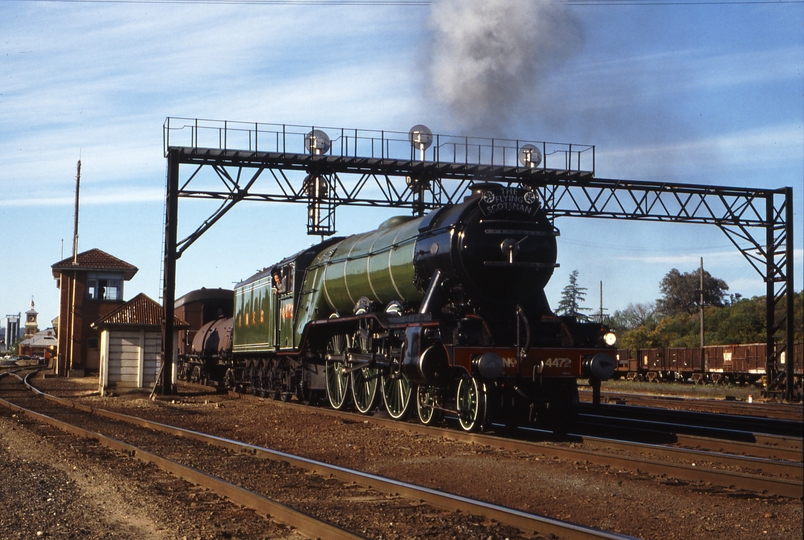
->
[92,293,188,395]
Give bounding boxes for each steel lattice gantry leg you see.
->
[764,188,796,401]
[161,149,180,396]
[785,188,796,400]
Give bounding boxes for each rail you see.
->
[3,371,635,540]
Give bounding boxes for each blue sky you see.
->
[1,0,802,331]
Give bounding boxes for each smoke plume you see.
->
[425,0,583,136]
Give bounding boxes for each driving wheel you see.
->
[381,356,414,420]
[325,333,351,410]
[350,326,379,414]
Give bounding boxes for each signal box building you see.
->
[52,249,138,374]
[92,293,188,394]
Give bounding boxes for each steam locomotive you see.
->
[178,183,617,432]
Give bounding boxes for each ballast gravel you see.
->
[1,373,801,540]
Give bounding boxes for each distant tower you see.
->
[4,314,20,351]
[24,299,39,340]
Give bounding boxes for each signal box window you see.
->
[87,273,124,301]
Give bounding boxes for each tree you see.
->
[556,270,591,318]
[705,297,765,344]
[609,302,658,331]
[656,267,729,316]
[619,323,663,353]
[609,291,801,353]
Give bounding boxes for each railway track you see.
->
[97,377,803,498]
[573,418,801,463]
[342,412,803,499]
[579,389,803,422]
[573,410,803,452]
[201,378,802,449]
[385,419,803,498]
[0,371,633,540]
[578,402,803,439]
[225,383,804,495]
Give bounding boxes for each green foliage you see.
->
[608,302,657,332]
[610,302,661,352]
[656,267,729,316]
[653,311,702,348]
[556,270,591,318]
[705,297,765,344]
[614,291,803,356]
[618,324,662,352]
[609,262,800,356]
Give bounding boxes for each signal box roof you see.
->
[52,248,138,280]
[92,293,189,329]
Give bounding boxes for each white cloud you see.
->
[0,4,424,208]
[595,123,803,181]
[615,250,743,266]
[572,45,804,109]
[0,187,165,208]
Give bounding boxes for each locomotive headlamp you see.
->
[603,331,617,346]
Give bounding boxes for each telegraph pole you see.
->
[598,281,607,324]
[72,160,81,265]
[699,258,704,348]
[65,160,81,376]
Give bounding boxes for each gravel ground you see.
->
[1,378,534,540]
[0,407,307,539]
[1,373,801,539]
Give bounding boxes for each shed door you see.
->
[142,332,162,386]
[108,331,142,386]
[86,338,101,371]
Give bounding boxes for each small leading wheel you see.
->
[325,333,351,410]
[456,376,486,432]
[416,385,442,426]
[382,364,415,420]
